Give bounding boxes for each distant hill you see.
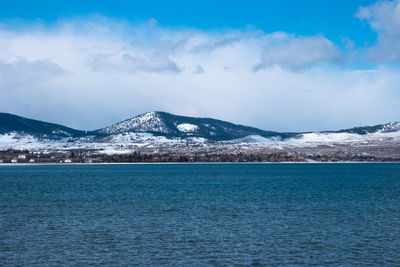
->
[0,113,86,139]
[94,111,295,140]
[332,122,400,135]
[0,111,399,141]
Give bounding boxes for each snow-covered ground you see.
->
[281,131,400,148]
[228,130,400,147]
[1,128,399,156]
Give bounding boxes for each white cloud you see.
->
[356,0,400,62]
[0,17,399,132]
[88,50,181,73]
[190,34,246,53]
[193,65,204,74]
[254,33,342,71]
[0,57,67,90]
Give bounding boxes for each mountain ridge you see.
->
[0,111,399,141]
[95,111,295,141]
[0,112,86,139]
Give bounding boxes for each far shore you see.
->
[1,161,400,166]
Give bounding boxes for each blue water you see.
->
[0,163,400,266]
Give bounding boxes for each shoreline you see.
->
[1,161,400,166]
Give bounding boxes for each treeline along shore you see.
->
[1,149,399,163]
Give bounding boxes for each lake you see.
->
[1,163,399,265]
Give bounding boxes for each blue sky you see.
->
[0,0,378,46]
[0,0,399,131]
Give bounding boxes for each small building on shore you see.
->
[84,158,95,163]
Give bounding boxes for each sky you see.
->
[0,0,399,131]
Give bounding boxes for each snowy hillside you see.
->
[379,122,400,133]
[0,112,399,158]
[97,112,170,135]
[0,112,86,139]
[95,111,286,140]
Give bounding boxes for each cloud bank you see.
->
[0,7,399,132]
[357,0,400,62]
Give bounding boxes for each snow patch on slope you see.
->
[177,123,198,132]
[0,132,38,148]
[294,132,361,143]
[106,132,177,144]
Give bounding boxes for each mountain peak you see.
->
[97,111,169,135]
[95,111,282,140]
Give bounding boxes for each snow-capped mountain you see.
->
[95,111,290,140]
[0,111,399,159]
